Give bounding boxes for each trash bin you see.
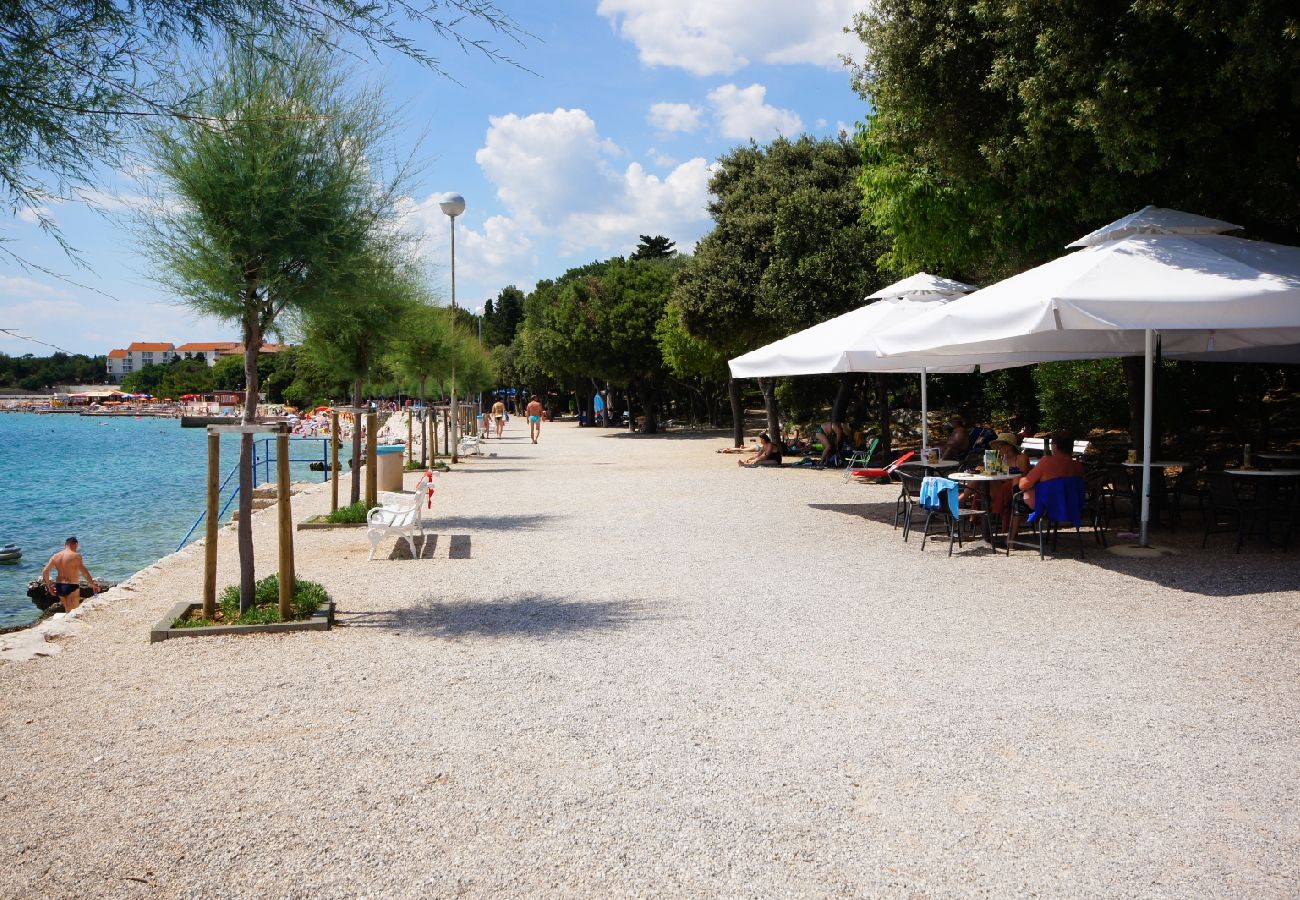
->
[375,444,405,493]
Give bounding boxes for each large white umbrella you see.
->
[728,273,977,450]
[873,206,1300,544]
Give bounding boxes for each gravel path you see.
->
[2,421,1298,897]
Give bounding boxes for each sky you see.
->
[0,0,870,358]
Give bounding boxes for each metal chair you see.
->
[1008,477,1088,558]
[896,471,927,541]
[1201,473,1254,552]
[916,477,983,555]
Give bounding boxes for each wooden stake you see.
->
[365,411,378,508]
[277,430,293,620]
[203,431,219,619]
[406,412,413,465]
[330,410,340,513]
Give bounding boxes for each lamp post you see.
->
[439,192,465,462]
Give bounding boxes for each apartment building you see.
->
[104,342,176,383]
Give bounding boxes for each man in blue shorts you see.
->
[526,395,544,444]
[41,536,98,612]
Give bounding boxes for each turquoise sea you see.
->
[0,413,331,628]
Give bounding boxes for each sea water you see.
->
[0,413,334,628]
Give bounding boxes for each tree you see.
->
[303,244,423,503]
[630,235,676,260]
[0,1,526,267]
[143,38,404,612]
[482,285,525,347]
[388,302,451,465]
[673,135,885,443]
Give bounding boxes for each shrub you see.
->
[174,574,329,627]
[325,500,373,524]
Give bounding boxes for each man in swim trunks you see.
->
[491,397,507,438]
[41,536,98,612]
[525,395,544,444]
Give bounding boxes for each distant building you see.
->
[176,341,240,365]
[106,349,127,383]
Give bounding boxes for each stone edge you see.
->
[150,600,334,643]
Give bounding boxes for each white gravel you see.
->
[1,420,1298,897]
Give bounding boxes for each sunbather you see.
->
[739,433,783,467]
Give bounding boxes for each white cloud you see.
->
[0,274,73,300]
[646,148,678,168]
[707,83,803,142]
[647,102,703,133]
[16,206,55,226]
[400,108,716,305]
[597,0,867,76]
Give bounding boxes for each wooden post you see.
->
[203,430,220,619]
[443,407,450,460]
[406,412,413,466]
[276,429,293,620]
[330,410,340,513]
[365,411,378,508]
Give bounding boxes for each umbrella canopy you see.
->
[872,207,1300,545]
[729,273,978,378]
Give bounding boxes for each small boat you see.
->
[0,544,21,562]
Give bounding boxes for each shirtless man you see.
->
[939,414,970,461]
[525,395,544,443]
[41,536,98,612]
[491,397,507,438]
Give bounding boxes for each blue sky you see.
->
[0,0,869,358]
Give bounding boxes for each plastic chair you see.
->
[841,437,881,482]
[850,450,916,483]
[1009,476,1088,558]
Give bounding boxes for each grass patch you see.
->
[173,574,329,627]
[325,500,374,524]
[405,460,448,471]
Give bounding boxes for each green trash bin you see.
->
[375,444,405,492]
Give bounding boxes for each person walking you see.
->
[41,536,98,613]
[492,397,507,438]
[526,395,544,444]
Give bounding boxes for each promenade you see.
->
[2,420,1297,896]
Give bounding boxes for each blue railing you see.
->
[176,437,334,551]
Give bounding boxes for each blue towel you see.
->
[920,476,960,517]
[1027,476,1085,526]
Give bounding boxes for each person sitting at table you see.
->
[938,414,970,461]
[739,432,783,467]
[986,432,1033,521]
[968,421,998,454]
[1017,431,1085,509]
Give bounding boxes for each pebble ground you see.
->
[1,421,1297,897]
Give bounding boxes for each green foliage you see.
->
[0,352,107,390]
[121,356,215,397]
[174,574,329,626]
[849,0,1300,280]
[210,353,247,391]
[482,286,525,347]
[1032,360,1130,434]
[387,302,451,398]
[630,235,677,260]
[1,0,526,264]
[325,501,373,524]
[674,135,886,356]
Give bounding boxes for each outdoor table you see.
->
[950,471,1017,545]
[900,459,960,476]
[1225,469,1300,545]
[1254,452,1300,465]
[1225,468,1300,478]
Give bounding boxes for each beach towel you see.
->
[919,476,960,517]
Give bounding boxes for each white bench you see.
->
[457,433,482,457]
[366,475,431,560]
[1021,437,1091,458]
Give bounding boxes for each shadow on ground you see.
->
[808,501,1300,597]
[598,429,730,441]
[430,513,562,531]
[339,594,653,639]
[446,467,534,474]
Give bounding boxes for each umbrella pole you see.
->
[1139,329,1154,546]
[920,369,928,452]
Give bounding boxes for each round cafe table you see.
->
[1122,461,1193,526]
[899,458,960,476]
[950,471,1018,545]
[1253,452,1300,465]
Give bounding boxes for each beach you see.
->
[1,420,1298,896]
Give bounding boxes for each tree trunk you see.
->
[1122,355,1144,450]
[237,313,260,614]
[757,377,780,441]
[350,376,363,504]
[728,377,743,447]
[875,374,892,456]
[639,379,659,434]
[831,375,855,422]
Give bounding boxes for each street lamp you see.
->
[439,193,465,462]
